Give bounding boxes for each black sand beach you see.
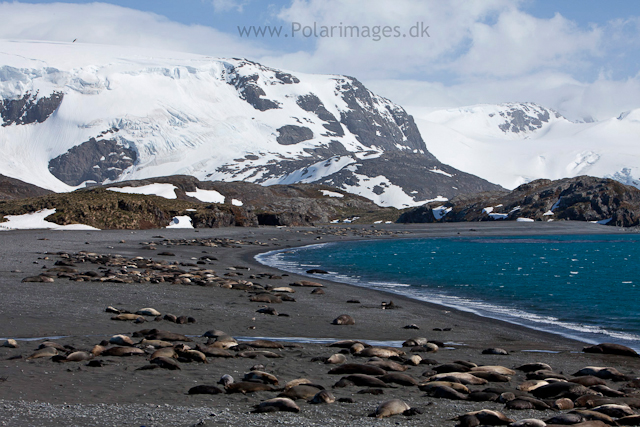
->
[0,222,639,426]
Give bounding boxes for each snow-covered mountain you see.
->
[415,103,640,190]
[0,40,500,208]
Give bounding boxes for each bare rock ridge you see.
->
[0,91,63,126]
[495,103,563,134]
[0,174,53,200]
[399,176,640,227]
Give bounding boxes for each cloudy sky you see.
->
[2,0,639,120]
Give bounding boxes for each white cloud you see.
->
[453,10,602,77]
[0,2,270,59]
[368,72,640,122]
[267,0,519,79]
[211,0,248,13]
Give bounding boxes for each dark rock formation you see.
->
[398,176,640,227]
[296,94,344,136]
[48,137,137,186]
[336,76,425,152]
[276,125,314,145]
[0,174,53,200]
[1,91,63,126]
[226,60,283,111]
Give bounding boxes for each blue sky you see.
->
[2,0,640,120]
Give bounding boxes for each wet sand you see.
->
[0,222,638,426]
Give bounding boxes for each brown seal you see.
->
[373,399,410,418]
[252,397,300,413]
[332,314,355,325]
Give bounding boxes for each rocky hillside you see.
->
[398,176,640,227]
[0,174,53,201]
[0,176,397,229]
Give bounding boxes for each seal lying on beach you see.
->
[372,399,411,418]
[332,314,355,325]
[252,397,300,413]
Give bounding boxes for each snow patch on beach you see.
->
[166,216,193,228]
[0,209,99,230]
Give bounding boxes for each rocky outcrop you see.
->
[0,174,53,200]
[105,176,391,226]
[398,176,640,227]
[1,91,63,126]
[276,125,314,145]
[296,94,344,136]
[48,135,137,186]
[496,103,562,133]
[336,76,426,152]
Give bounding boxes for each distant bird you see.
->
[72,39,77,43]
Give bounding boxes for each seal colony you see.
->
[0,222,639,427]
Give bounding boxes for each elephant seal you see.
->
[372,399,410,418]
[2,339,18,348]
[283,378,312,391]
[378,373,419,386]
[136,308,161,316]
[27,347,58,359]
[328,363,386,376]
[236,350,281,358]
[366,360,407,372]
[570,376,607,386]
[252,397,300,413]
[218,374,234,387]
[429,372,488,385]
[531,382,591,399]
[310,390,335,404]
[150,356,180,370]
[583,343,639,357]
[325,353,347,364]
[423,385,468,400]
[145,329,192,342]
[103,346,145,357]
[434,363,471,373]
[573,366,628,381]
[471,366,515,376]
[332,314,355,325]
[590,404,634,418]
[244,340,284,349]
[111,313,144,321]
[243,371,279,385]
[516,362,552,372]
[517,379,549,392]
[418,381,469,394]
[226,382,277,394]
[188,385,223,395]
[482,347,508,355]
[279,385,323,400]
[339,374,389,388]
[327,340,365,348]
[151,347,176,360]
[458,410,514,425]
[510,419,547,427]
[356,347,401,358]
[65,351,93,362]
[109,335,134,346]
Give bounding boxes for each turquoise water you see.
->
[257,234,640,350]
